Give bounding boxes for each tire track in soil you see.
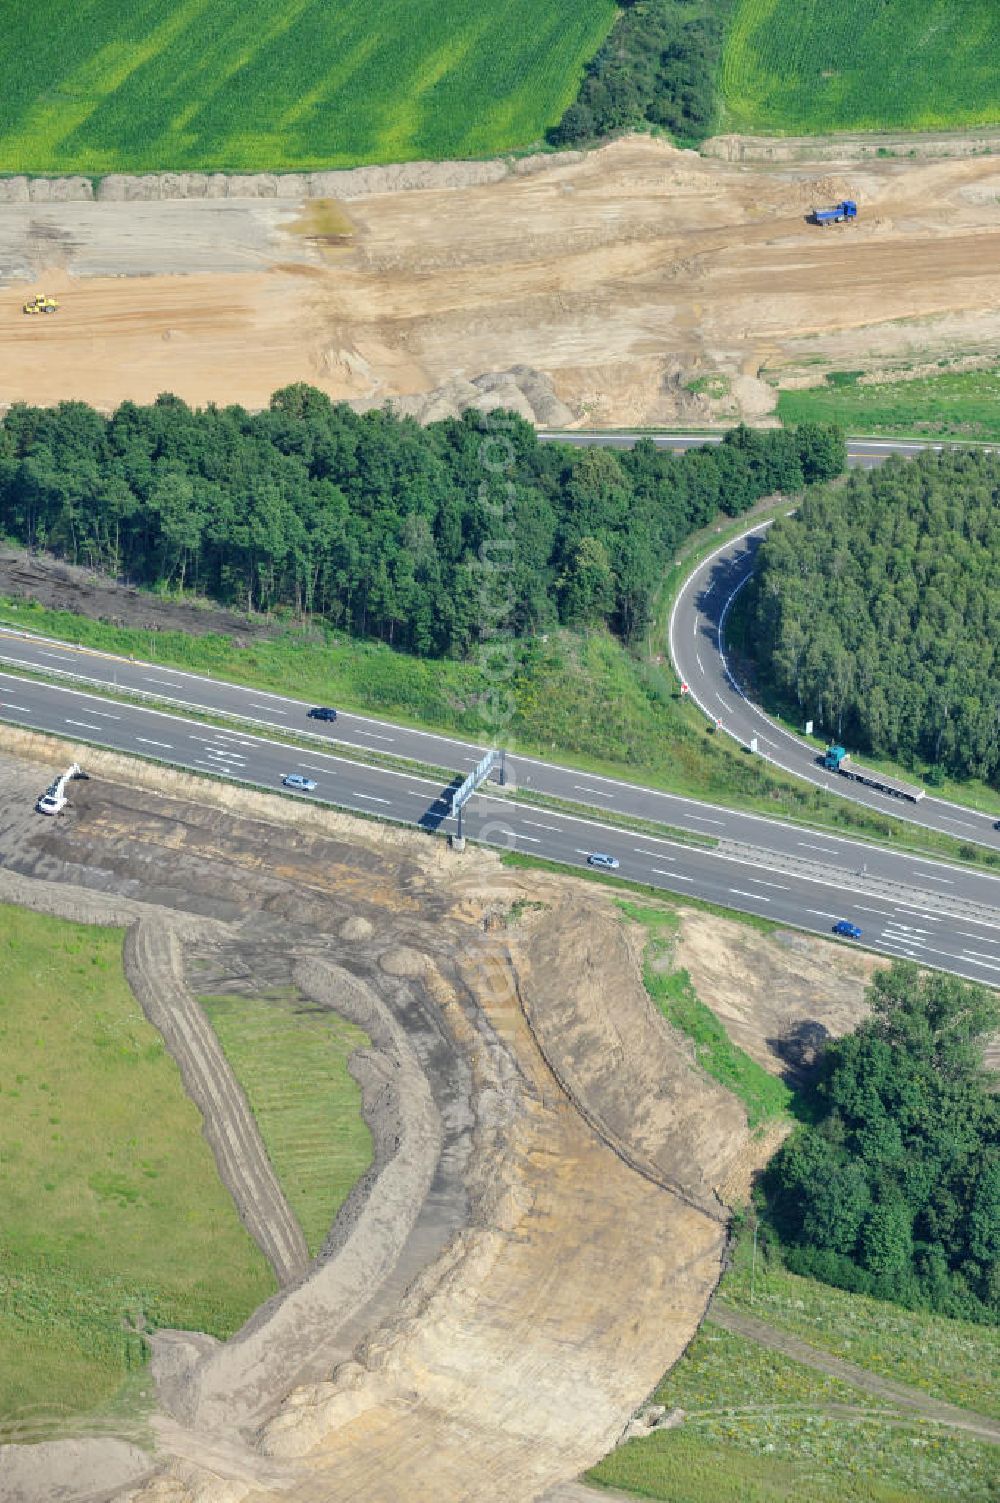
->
[123,919,310,1286]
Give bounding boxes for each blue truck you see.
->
[822,745,925,803]
[811,199,858,225]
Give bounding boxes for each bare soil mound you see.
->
[5,136,1000,422]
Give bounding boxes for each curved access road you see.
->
[540,427,999,848]
[668,518,1000,852]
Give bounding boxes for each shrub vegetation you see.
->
[763,962,1000,1324]
[550,0,727,148]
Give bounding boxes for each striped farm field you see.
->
[200,991,371,1258]
[0,0,616,175]
[722,0,1000,135]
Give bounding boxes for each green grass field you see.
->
[0,0,615,175]
[721,1231,1000,1422]
[588,1225,1000,1503]
[588,1323,1000,1502]
[622,903,791,1128]
[200,991,371,1258]
[722,0,1000,135]
[0,905,274,1437]
[778,367,1000,444]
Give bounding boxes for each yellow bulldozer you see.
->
[23,295,59,315]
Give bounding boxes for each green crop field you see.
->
[0,905,274,1437]
[200,991,371,1258]
[722,0,1000,135]
[0,0,615,176]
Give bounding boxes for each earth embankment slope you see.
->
[4,138,1000,422]
[0,734,740,1502]
[0,729,888,1502]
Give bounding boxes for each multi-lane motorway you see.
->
[0,432,997,984]
[1,658,999,986]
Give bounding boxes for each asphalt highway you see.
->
[1,669,999,987]
[668,521,1000,852]
[1,625,998,886]
[538,433,966,468]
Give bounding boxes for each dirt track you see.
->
[4,137,1000,423]
[711,1306,1000,1445]
[0,730,888,1503]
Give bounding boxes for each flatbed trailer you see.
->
[822,746,925,803]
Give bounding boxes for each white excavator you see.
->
[35,763,86,816]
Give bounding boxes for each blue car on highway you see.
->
[832,920,862,940]
[587,852,620,871]
[282,773,318,792]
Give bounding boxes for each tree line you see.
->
[747,450,1000,786]
[765,962,999,1325]
[550,0,724,149]
[0,387,843,658]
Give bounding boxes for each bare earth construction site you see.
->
[5,137,1000,423]
[0,730,881,1503]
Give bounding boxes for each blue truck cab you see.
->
[823,745,848,770]
[812,200,857,225]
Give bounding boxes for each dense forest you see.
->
[550,0,725,148]
[0,389,843,658]
[765,963,1000,1325]
[747,450,1000,785]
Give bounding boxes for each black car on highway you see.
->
[308,706,338,722]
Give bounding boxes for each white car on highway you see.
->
[282,773,318,793]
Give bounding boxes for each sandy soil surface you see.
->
[674,910,877,1081]
[0,727,882,1503]
[5,137,1000,423]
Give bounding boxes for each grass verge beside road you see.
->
[778,368,1000,446]
[0,905,275,1437]
[200,990,371,1259]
